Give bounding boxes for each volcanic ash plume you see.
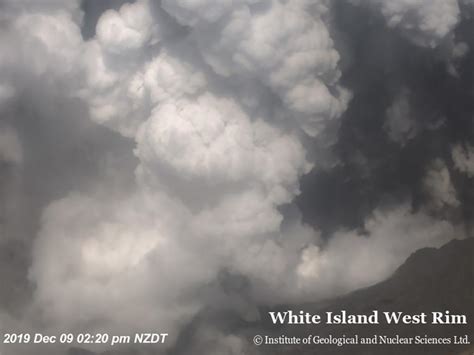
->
[15,0,350,345]
[0,0,464,353]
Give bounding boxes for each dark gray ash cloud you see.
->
[0,0,472,354]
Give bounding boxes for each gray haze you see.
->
[0,0,472,354]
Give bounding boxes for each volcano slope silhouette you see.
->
[257,237,474,355]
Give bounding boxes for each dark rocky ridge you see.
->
[259,237,474,355]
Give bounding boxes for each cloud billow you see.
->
[0,0,471,354]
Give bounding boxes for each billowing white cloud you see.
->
[96,0,160,55]
[13,12,82,79]
[423,159,460,210]
[23,0,347,348]
[452,144,474,177]
[0,0,464,353]
[296,204,458,298]
[353,0,460,47]
[0,3,84,108]
[143,49,207,105]
[30,191,209,345]
[135,93,311,205]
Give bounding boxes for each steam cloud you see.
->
[0,0,472,354]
